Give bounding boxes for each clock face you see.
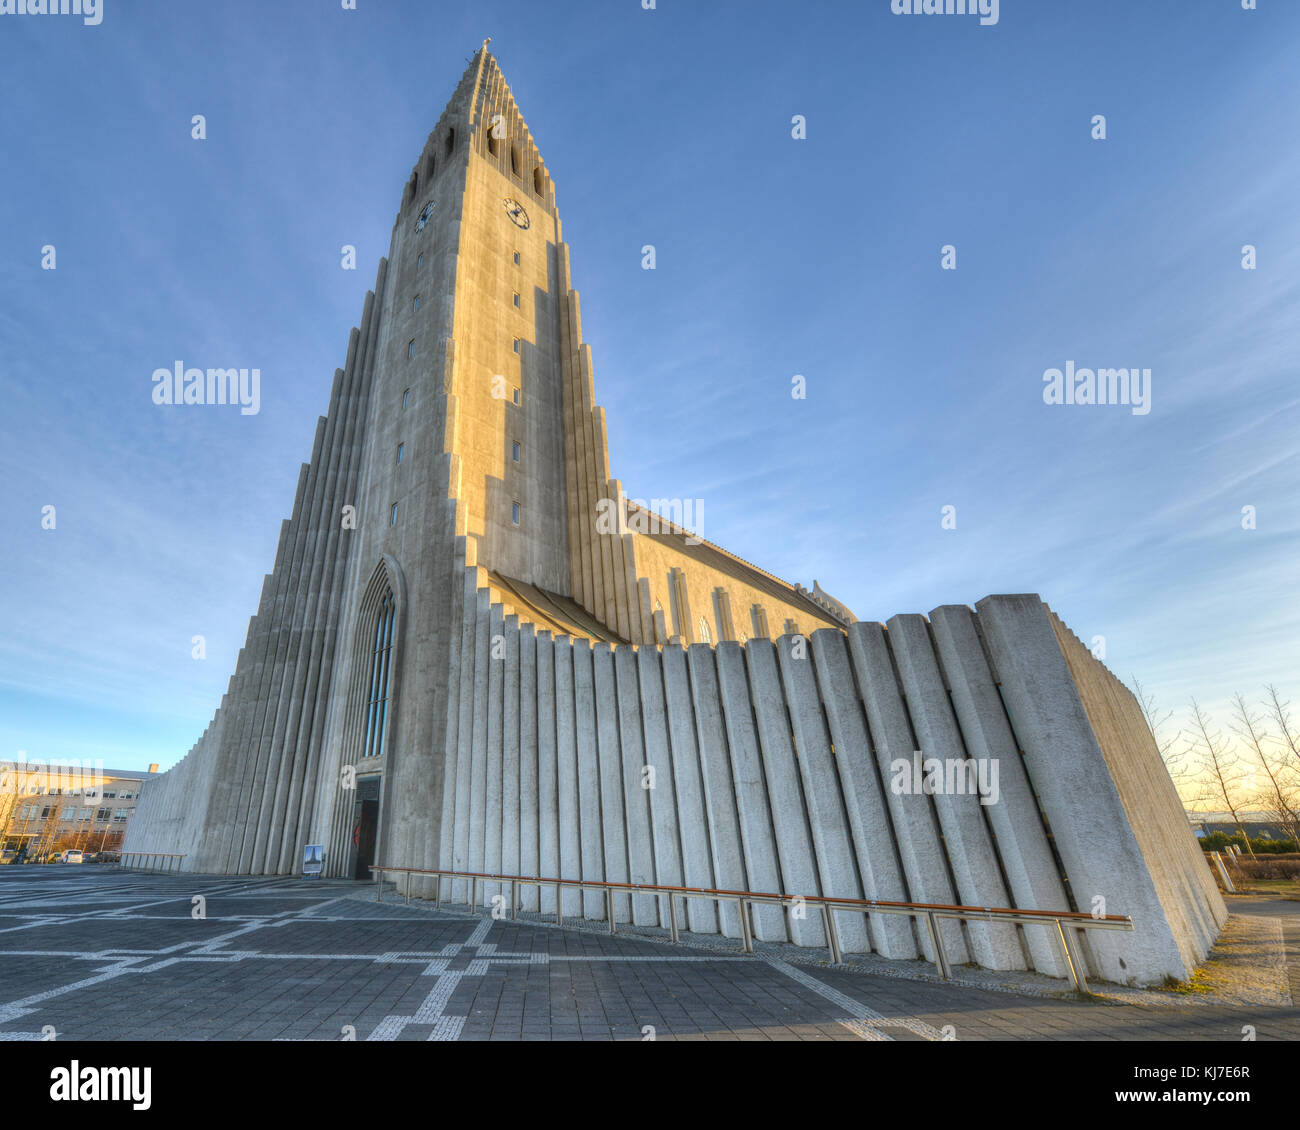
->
[414,200,434,232]
[503,197,530,229]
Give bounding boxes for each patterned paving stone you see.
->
[1,868,1296,1042]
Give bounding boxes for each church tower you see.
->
[125,45,1225,988]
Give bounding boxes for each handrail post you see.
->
[510,880,518,920]
[556,882,563,925]
[375,866,382,902]
[668,892,678,943]
[739,897,754,954]
[468,876,476,915]
[924,912,951,980]
[606,888,616,934]
[821,904,843,965]
[435,872,443,908]
[1052,919,1089,993]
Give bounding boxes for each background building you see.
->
[1,763,159,859]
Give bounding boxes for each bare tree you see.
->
[1187,699,1256,859]
[1132,676,1189,792]
[1230,692,1300,846]
[1265,685,1300,771]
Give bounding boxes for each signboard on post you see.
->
[303,844,324,879]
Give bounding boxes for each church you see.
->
[124,44,1225,987]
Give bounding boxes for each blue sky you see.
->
[0,0,1296,777]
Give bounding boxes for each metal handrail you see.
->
[369,863,1132,993]
[117,852,185,873]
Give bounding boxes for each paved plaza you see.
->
[0,868,1295,1042]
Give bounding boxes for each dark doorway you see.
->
[352,776,381,880]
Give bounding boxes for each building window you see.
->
[533,167,545,196]
[424,154,435,180]
[512,441,520,463]
[512,293,520,308]
[402,388,411,408]
[396,443,405,465]
[407,339,416,359]
[512,387,520,405]
[510,145,521,176]
[417,252,424,268]
[413,295,420,312]
[445,128,455,156]
[513,251,520,266]
[390,503,399,526]
[512,502,520,526]
[362,586,396,761]
[512,338,520,354]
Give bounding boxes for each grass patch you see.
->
[1155,968,1214,995]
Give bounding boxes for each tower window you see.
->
[445,128,455,156]
[510,145,521,176]
[512,293,520,308]
[512,387,520,405]
[511,502,520,526]
[513,251,520,266]
[413,295,420,312]
[396,443,405,465]
[390,503,399,526]
[417,252,424,268]
[488,132,500,159]
[512,441,520,463]
[512,338,520,354]
[424,154,435,180]
[407,339,416,359]
[533,167,544,196]
[402,388,411,408]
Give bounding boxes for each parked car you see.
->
[92,852,120,865]
[64,850,84,864]
[0,849,16,865]
[45,851,65,863]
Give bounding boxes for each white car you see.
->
[63,850,84,864]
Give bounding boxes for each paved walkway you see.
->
[0,869,1295,1041]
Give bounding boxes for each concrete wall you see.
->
[428,563,1224,986]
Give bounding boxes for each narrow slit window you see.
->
[407,339,416,359]
[390,503,399,526]
[512,387,520,405]
[511,502,520,526]
[513,251,520,266]
[413,295,420,312]
[512,338,520,354]
[396,443,405,465]
[417,252,424,268]
[402,388,411,408]
[512,441,520,463]
[512,293,520,308]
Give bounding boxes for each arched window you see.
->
[445,129,455,156]
[488,131,500,159]
[425,154,435,180]
[362,588,396,760]
[510,145,521,176]
[533,166,545,196]
[699,618,712,645]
